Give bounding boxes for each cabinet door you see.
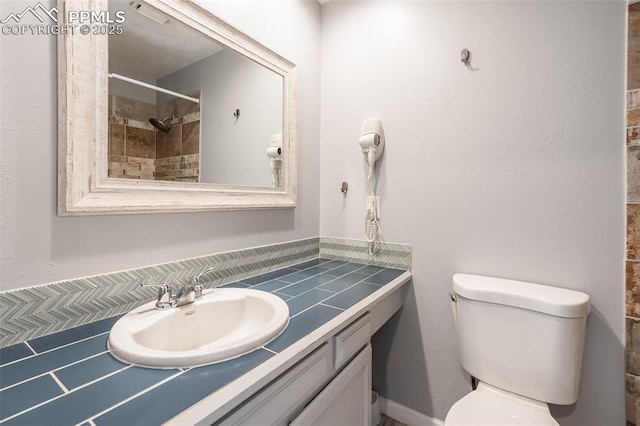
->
[290,344,371,426]
[217,344,333,425]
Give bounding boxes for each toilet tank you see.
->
[452,274,590,405]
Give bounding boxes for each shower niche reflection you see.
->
[107,91,202,182]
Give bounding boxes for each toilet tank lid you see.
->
[452,274,591,318]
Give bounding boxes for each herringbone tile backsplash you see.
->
[0,237,411,348]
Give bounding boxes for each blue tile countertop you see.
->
[0,259,408,425]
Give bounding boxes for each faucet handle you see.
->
[140,282,172,310]
[191,266,217,285]
[194,284,204,299]
[140,282,171,294]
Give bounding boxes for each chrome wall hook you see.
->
[461,48,471,65]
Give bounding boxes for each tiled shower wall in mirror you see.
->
[627,4,640,425]
[107,92,201,182]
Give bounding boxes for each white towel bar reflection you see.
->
[108,73,200,104]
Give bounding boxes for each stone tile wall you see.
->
[155,154,200,182]
[628,6,640,424]
[107,93,200,182]
[108,103,157,180]
[630,3,640,91]
[154,101,200,183]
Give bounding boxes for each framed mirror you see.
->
[58,0,297,215]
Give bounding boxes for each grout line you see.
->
[37,331,111,354]
[71,365,133,393]
[1,373,51,393]
[23,341,37,355]
[318,303,346,312]
[240,262,325,286]
[1,332,110,368]
[273,293,292,301]
[0,365,132,424]
[49,372,70,393]
[315,287,338,294]
[0,350,111,392]
[321,267,366,279]
[291,301,339,319]
[284,288,336,307]
[250,279,292,292]
[243,259,342,289]
[51,351,112,373]
[1,352,38,368]
[271,262,358,296]
[288,258,330,270]
[290,269,374,319]
[261,346,278,355]
[284,264,369,300]
[82,369,186,424]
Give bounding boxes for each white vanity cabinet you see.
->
[218,314,373,426]
[290,344,371,426]
[173,271,411,426]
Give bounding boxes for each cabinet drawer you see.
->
[334,313,371,370]
[218,344,333,425]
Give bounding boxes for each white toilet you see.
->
[445,274,591,425]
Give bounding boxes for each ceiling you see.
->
[109,0,224,82]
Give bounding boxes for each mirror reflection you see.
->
[107,0,284,187]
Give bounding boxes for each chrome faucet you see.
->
[140,281,204,310]
[140,267,218,310]
[172,282,204,307]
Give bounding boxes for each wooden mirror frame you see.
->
[58,0,297,215]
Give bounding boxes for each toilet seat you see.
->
[444,382,559,426]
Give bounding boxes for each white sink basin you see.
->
[108,288,289,368]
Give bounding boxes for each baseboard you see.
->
[379,397,444,426]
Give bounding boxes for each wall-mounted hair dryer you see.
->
[267,133,283,187]
[358,118,385,255]
[358,118,385,181]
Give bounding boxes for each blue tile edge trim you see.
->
[319,236,412,270]
[0,237,320,348]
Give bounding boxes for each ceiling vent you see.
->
[129,1,170,25]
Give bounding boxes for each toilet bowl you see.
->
[445,274,590,425]
[445,382,558,426]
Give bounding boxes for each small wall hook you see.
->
[233,108,240,123]
[461,48,471,65]
[341,182,348,194]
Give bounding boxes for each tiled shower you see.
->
[107,93,201,182]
